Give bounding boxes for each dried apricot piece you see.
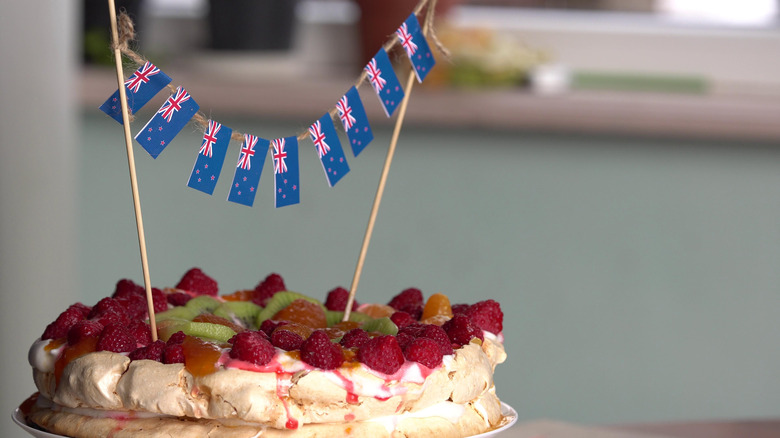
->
[421,293,453,321]
[272,299,327,329]
[182,336,222,377]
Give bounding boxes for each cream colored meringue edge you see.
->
[30,335,506,432]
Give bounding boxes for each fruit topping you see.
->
[166,291,193,307]
[129,340,165,362]
[221,289,254,302]
[112,278,144,298]
[395,332,415,350]
[259,319,287,337]
[464,299,503,334]
[213,301,262,330]
[442,314,483,347]
[193,313,246,334]
[252,273,286,307]
[66,320,103,346]
[183,336,222,376]
[361,317,398,336]
[96,322,137,353]
[421,293,454,321]
[163,344,185,364]
[185,295,222,314]
[229,331,276,366]
[388,288,424,320]
[127,319,153,346]
[270,323,312,351]
[159,320,237,344]
[403,337,443,369]
[325,310,372,326]
[324,287,358,312]
[358,335,405,375]
[88,297,130,327]
[175,268,218,296]
[339,328,370,349]
[166,330,186,345]
[115,293,148,320]
[262,296,327,329]
[356,303,396,319]
[55,336,98,385]
[390,311,415,329]
[417,324,454,356]
[300,330,344,370]
[42,304,90,340]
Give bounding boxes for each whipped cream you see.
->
[28,338,63,373]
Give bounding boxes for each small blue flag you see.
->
[272,137,300,208]
[396,14,435,83]
[187,120,232,195]
[336,86,373,157]
[309,114,350,187]
[364,48,404,117]
[99,61,172,124]
[135,87,199,159]
[227,134,269,207]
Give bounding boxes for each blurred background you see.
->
[2,0,780,436]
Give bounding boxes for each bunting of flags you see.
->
[100,11,435,209]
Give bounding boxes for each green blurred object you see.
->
[572,71,709,94]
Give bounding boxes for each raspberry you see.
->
[151,288,168,313]
[129,340,165,362]
[115,293,147,320]
[271,328,305,351]
[112,278,144,299]
[442,314,483,347]
[163,344,185,364]
[71,302,93,318]
[175,268,218,296]
[127,319,152,346]
[398,323,426,338]
[96,322,137,353]
[339,328,370,349]
[167,330,186,345]
[388,288,423,320]
[88,297,130,327]
[166,291,192,307]
[66,320,103,345]
[252,273,286,307]
[300,331,344,370]
[403,338,443,369]
[259,319,287,338]
[42,304,89,340]
[451,303,470,315]
[324,287,358,311]
[229,331,276,366]
[390,311,415,329]
[358,335,405,375]
[395,332,416,350]
[464,299,503,334]
[418,324,454,356]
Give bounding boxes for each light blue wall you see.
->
[76,111,780,425]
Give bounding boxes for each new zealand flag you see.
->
[396,14,435,83]
[187,120,232,195]
[364,48,404,117]
[135,87,199,159]
[227,134,269,207]
[309,114,350,187]
[336,86,373,157]
[99,61,172,123]
[273,137,300,208]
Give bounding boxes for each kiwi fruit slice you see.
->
[184,295,221,314]
[255,291,323,327]
[214,301,262,330]
[361,317,398,336]
[158,320,236,343]
[155,306,198,322]
[325,310,373,327]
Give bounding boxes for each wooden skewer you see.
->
[107,0,157,341]
[343,69,418,322]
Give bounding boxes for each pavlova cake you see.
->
[24,268,507,437]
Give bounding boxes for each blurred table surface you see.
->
[503,419,780,438]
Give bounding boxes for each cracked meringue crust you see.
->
[28,330,506,437]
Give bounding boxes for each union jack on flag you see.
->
[396,14,435,83]
[187,120,232,195]
[365,48,404,117]
[227,134,269,207]
[134,86,199,159]
[310,113,350,187]
[239,135,259,170]
[99,61,171,124]
[364,58,387,93]
[309,120,330,158]
[273,136,300,208]
[125,62,162,93]
[337,86,373,157]
[159,87,193,122]
[336,96,356,131]
[272,138,288,174]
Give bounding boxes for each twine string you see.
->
[112,0,446,145]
